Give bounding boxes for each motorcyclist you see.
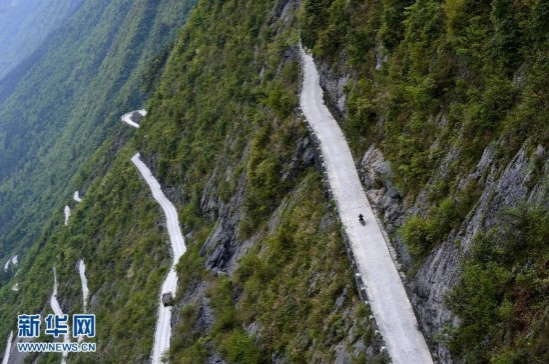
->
[358,214,364,224]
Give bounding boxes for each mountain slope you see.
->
[0,0,197,281]
[3,0,548,363]
[300,0,549,362]
[2,0,388,363]
[0,0,78,81]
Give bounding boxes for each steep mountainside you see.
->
[2,0,549,363]
[301,0,549,362]
[0,0,78,80]
[0,0,197,283]
[2,0,386,363]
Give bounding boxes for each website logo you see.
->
[16,314,96,353]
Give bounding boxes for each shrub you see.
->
[400,215,435,257]
[448,204,549,362]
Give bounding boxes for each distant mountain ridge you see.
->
[0,0,80,81]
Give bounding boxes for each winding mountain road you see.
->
[77,259,89,344]
[299,46,433,364]
[131,153,187,364]
[73,191,82,203]
[1,332,12,364]
[121,109,147,129]
[64,206,71,226]
[3,255,17,272]
[78,260,89,312]
[51,268,69,364]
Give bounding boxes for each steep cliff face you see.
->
[306,0,549,362]
[3,0,548,363]
[137,1,387,362]
[353,139,548,362]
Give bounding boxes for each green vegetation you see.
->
[3,0,548,362]
[300,0,549,360]
[2,0,384,362]
[229,175,380,363]
[135,0,384,361]
[0,0,197,270]
[0,0,74,81]
[301,0,549,196]
[134,0,306,237]
[448,204,549,363]
[170,175,384,364]
[0,0,198,359]
[0,146,175,363]
[400,180,481,261]
[300,0,549,255]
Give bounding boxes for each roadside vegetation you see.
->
[301,0,549,360]
[3,0,548,362]
[448,204,549,363]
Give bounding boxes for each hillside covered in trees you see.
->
[1,0,549,363]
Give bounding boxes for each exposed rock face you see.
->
[199,133,316,276]
[360,145,408,260]
[356,140,549,363]
[411,241,460,363]
[305,52,549,363]
[200,166,247,274]
[318,59,352,118]
[170,278,226,363]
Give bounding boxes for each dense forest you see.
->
[0,0,197,280]
[1,0,549,363]
[0,0,77,81]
